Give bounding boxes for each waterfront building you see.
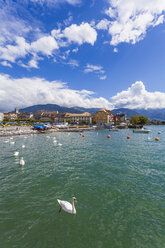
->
[94,109,113,125]
[4,113,18,120]
[15,108,19,114]
[34,111,59,121]
[113,113,126,123]
[0,111,4,122]
[17,112,34,119]
[64,112,92,124]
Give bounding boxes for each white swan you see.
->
[20,157,25,166]
[22,145,25,148]
[57,197,77,214]
[14,151,19,156]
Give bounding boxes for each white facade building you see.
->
[0,111,4,122]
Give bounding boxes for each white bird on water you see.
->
[20,157,25,166]
[57,197,77,214]
[22,145,25,148]
[13,151,19,156]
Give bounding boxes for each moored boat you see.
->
[133,128,151,133]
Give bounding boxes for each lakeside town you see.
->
[0,107,156,137]
[0,108,133,127]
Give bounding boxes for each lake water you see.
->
[0,126,165,248]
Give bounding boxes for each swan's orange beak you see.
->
[74,199,77,203]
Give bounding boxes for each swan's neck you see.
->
[72,199,75,212]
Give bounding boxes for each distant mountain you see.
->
[19,104,84,114]
[17,104,165,120]
[134,108,165,121]
[73,106,100,114]
[112,108,165,121]
[112,108,140,118]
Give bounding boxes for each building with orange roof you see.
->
[94,109,113,125]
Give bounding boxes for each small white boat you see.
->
[133,128,151,133]
[109,127,118,131]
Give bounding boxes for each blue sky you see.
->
[0,0,165,112]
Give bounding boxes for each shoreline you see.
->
[0,126,96,137]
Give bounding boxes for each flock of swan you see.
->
[3,129,163,215]
[4,134,76,214]
[4,135,63,167]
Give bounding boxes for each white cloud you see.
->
[96,19,110,30]
[104,0,165,45]
[19,56,40,69]
[62,23,97,45]
[84,64,104,74]
[0,2,32,46]
[0,74,113,112]
[0,35,59,65]
[1,75,165,111]
[113,48,118,53]
[0,22,97,68]
[0,37,30,63]
[72,48,79,53]
[111,81,165,109]
[31,36,59,55]
[0,61,12,68]
[30,0,81,6]
[67,59,79,67]
[99,75,107,80]
[84,64,107,80]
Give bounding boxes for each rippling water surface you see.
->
[0,126,165,248]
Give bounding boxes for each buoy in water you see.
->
[82,134,85,137]
[127,136,130,139]
[155,137,159,141]
[107,135,111,139]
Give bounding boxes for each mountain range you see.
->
[18,104,165,120]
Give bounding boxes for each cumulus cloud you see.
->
[0,22,97,68]
[104,0,165,45]
[96,19,110,30]
[0,37,30,63]
[31,36,59,55]
[1,75,165,111]
[111,81,165,109]
[62,23,97,45]
[0,74,113,112]
[0,0,96,69]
